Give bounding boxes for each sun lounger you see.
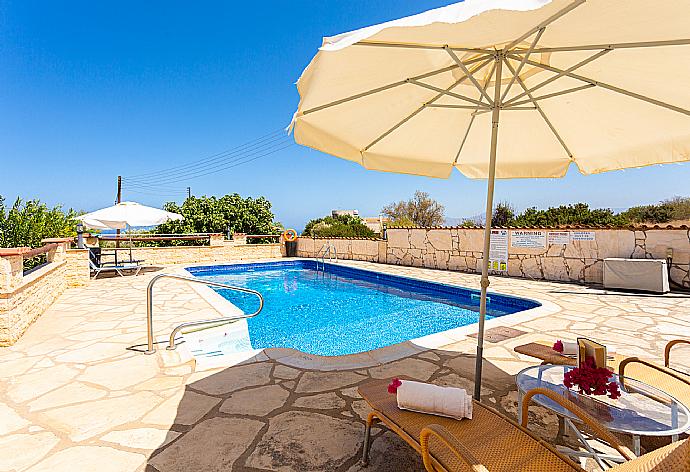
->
[619,340,690,411]
[358,378,688,471]
[89,257,143,279]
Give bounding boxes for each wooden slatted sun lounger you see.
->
[358,378,689,472]
[514,341,578,366]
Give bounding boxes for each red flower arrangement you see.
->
[387,378,402,394]
[564,356,621,399]
[553,340,564,353]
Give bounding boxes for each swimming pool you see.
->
[185,260,540,356]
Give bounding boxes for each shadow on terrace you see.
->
[143,349,561,472]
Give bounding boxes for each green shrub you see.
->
[154,194,280,245]
[303,214,377,238]
[0,196,80,269]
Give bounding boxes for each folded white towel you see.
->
[396,380,472,420]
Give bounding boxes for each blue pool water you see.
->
[186,261,539,356]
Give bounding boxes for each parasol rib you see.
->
[444,46,494,105]
[501,27,545,102]
[301,55,489,116]
[509,55,690,117]
[502,57,574,158]
[521,38,690,54]
[503,0,585,51]
[353,40,492,54]
[408,79,488,108]
[507,83,595,108]
[363,58,493,152]
[453,60,498,165]
[504,48,611,106]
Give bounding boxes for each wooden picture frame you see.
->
[577,337,607,368]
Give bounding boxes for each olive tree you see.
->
[0,196,80,268]
[382,191,445,227]
[156,194,280,239]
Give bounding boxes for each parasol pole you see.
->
[474,52,502,400]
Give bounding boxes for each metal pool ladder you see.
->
[315,242,337,270]
[144,273,264,354]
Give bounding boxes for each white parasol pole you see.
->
[474,52,502,400]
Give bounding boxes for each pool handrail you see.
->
[144,273,264,354]
[316,242,338,270]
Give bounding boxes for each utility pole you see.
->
[186,186,191,199]
[116,176,122,247]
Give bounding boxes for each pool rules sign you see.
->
[489,229,508,272]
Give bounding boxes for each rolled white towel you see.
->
[396,380,472,420]
[560,341,578,356]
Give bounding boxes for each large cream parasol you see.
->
[290,0,690,398]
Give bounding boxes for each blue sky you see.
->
[1,1,688,230]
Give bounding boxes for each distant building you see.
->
[362,216,390,234]
[331,209,387,233]
[331,209,359,217]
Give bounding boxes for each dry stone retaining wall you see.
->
[1,242,283,345]
[297,227,690,288]
[0,240,73,346]
[295,238,383,262]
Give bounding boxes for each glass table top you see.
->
[516,365,690,436]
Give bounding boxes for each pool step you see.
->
[181,323,264,371]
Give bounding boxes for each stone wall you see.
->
[0,240,72,346]
[296,238,382,262]
[119,242,283,266]
[65,249,90,287]
[297,227,690,288]
[1,241,283,346]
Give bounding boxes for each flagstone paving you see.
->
[1,259,689,471]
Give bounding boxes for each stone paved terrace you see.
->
[1,259,690,472]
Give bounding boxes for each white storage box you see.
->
[603,258,669,293]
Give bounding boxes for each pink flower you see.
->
[387,378,402,394]
[563,357,619,399]
[553,340,564,353]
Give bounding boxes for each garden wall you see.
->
[116,242,283,266]
[0,240,72,346]
[297,226,690,288]
[295,237,384,262]
[0,240,283,346]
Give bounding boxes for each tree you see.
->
[618,203,674,225]
[492,201,515,226]
[465,197,690,228]
[382,191,445,227]
[303,214,377,238]
[665,196,690,221]
[0,196,80,269]
[512,203,624,227]
[156,194,280,239]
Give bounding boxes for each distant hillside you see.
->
[445,214,483,226]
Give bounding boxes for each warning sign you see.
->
[570,231,596,242]
[488,229,508,272]
[511,230,546,249]
[547,231,570,245]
